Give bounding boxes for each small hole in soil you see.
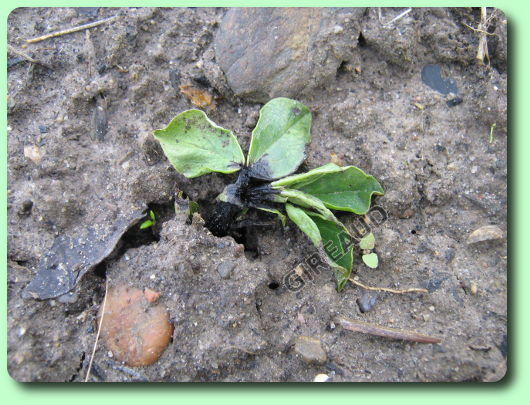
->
[268,281,280,290]
[358,32,367,47]
[411,229,417,234]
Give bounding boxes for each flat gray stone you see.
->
[294,335,327,364]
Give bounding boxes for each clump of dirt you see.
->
[8,7,507,382]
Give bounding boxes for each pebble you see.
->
[24,145,43,165]
[467,225,504,244]
[313,374,330,382]
[294,336,327,365]
[38,125,49,133]
[470,282,478,295]
[217,261,236,279]
[98,285,173,367]
[357,292,378,313]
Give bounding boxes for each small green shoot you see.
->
[489,122,497,144]
[139,210,156,230]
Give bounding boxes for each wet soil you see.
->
[7,7,507,382]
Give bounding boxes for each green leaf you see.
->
[359,232,375,250]
[285,204,322,247]
[271,163,341,188]
[307,211,354,282]
[154,110,245,178]
[362,253,379,268]
[276,188,338,224]
[139,220,154,230]
[247,98,311,180]
[149,210,156,221]
[273,164,384,214]
[257,207,287,226]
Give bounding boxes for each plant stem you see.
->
[336,316,442,344]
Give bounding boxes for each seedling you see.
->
[139,210,156,230]
[359,232,379,269]
[154,98,384,290]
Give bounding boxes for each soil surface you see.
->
[7,7,507,382]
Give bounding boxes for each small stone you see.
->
[428,306,435,312]
[313,374,330,382]
[38,125,49,133]
[217,261,236,279]
[467,225,504,244]
[357,292,378,313]
[470,282,478,295]
[24,144,43,165]
[97,63,107,75]
[294,336,327,365]
[98,285,173,367]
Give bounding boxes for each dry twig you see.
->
[8,44,38,63]
[349,278,428,295]
[85,278,108,382]
[26,15,118,44]
[384,8,412,26]
[336,316,442,344]
[8,44,52,69]
[463,7,499,65]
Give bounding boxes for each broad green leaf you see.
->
[359,232,375,250]
[154,110,245,178]
[362,253,379,268]
[275,165,383,214]
[257,207,287,226]
[307,211,354,291]
[276,188,338,224]
[247,98,311,180]
[285,204,321,247]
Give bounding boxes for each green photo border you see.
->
[2,0,527,402]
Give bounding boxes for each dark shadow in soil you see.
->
[94,200,175,278]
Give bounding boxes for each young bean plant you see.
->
[154,98,384,290]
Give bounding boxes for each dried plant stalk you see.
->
[336,316,442,344]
